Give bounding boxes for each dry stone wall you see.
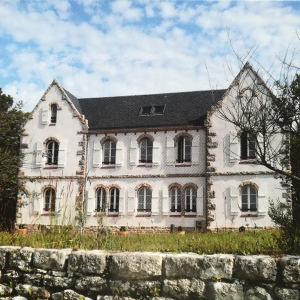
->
[0,247,299,299]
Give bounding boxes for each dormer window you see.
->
[139,105,166,116]
[51,104,57,124]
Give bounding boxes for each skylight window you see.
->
[139,105,166,116]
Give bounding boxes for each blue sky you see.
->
[1,0,300,111]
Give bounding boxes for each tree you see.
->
[0,88,29,230]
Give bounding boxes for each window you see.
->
[140,138,153,163]
[139,105,166,116]
[170,187,181,213]
[103,140,116,165]
[177,136,191,163]
[185,187,196,213]
[51,104,57,124]
[240,132,256,160]
[96,188,106,212]
[46,141,59,165]
[44,188,55,212]
[241,185,257,212]
[109,188,119,213]
[138,187,152,213]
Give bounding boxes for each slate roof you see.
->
[66,89,226,131]
[63,88,83,115]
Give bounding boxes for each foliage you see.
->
[0,88,29,230]
[120,226,127,232]
[177,226,183,232]
[0,229,280,255]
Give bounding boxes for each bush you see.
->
[120,226,127,232]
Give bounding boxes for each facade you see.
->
[17,64,286,232]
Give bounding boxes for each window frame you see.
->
[50,104,57,124]
[170,187,182,214]
[109,188,119,215]
[95,188,106,213]
[46,141,59,165]
[44,188,56,212]
[139,137,153,163]
[137,187,152,215]
[102,139,116,165]
[184,187,197,215]
[241,185,257,212]
[177,136,192,163]
[240,132,256,160]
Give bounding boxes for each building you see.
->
[17,63,286,232]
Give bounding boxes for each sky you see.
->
[1,0,300,112]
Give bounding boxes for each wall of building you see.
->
[0,246,298,300]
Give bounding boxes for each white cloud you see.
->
[159,2,177,18]
[111,0,142,21]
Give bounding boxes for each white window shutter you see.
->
[116,141,124,166]
[58,140,67,168]
[130,140,137,166]
[56,198,63,215]
[127,188,136,215]
[197,186,204,216]
[230,185,239,215]
[87,197,95,216]
[41,108,49,125]
[35,140,44,168]
[152,189,159,215]
[192,139,200,165]
[162,186,169,215]
[92,141,100,168]
[153,141,161,166]
[166,137,175,165]
[33,195,41,214]
[258,187,267,215]
[229,131,239,163]
[119,188,125,215]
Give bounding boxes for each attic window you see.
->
[139,105,166,116]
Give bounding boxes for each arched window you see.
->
[46,141,59,165]
[138,187,152,214]
[103,139,116,165]
[240,132,256,160]
[109,188,119,213]
[185,187,197,213]
[177,136,191,163]
[51,104,57,124]
[44,188,56,212]
[170,187,181,213]
[241,185,257,212]
[96,188,106,212]
[140,137,153,163]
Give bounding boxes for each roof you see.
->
[67,89,226,131]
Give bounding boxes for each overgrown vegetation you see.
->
[0,88,29,230]
[5,229,280,255]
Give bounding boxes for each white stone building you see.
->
[17,63,286,232]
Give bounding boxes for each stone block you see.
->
[0,246,20,269]
[11,297,28,300]
[164,253,234,280]
[207,282,244,300]
[23,274,42,285]
[274,287,299,300]
[49,270,67,277]
[62,289,92,300]
[8,247,34,271]
[235,256,277,281]
[43,275,73,288]
[32,248,72,271]
[244,287,272,300]
[281,256,300,283]
[75,276,107,291]
[0,284,13,296]
[15,284,50,299]
[163,278,205,299]
[109,280,161,297]
[68,250,107,275]
[109,252,163,280]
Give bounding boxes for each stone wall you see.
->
[0,247,299,300]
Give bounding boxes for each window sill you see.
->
[175,164,191,167]
[41,213,56,216]
[239,160,257,164]
[136,214,152,217]
[101,166,116,169]
[184,215,197,218]
[43,167,58,169]
[240,214,258,217]
[49,124,56,126]
[137,165,152,168]
[170,215,182,217]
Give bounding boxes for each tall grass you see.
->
[2,229,281,255]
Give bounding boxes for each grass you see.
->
[0,228,281,255]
